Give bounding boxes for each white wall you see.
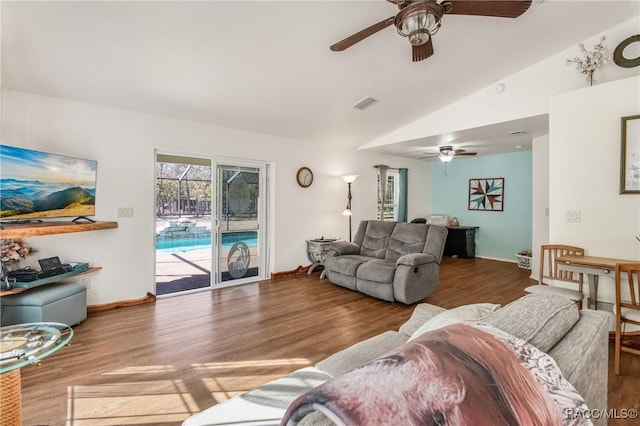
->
[364,16,640,149]
[549,75,640,303]
[1,90,431,304]
[531,134,550,279]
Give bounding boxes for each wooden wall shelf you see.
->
[0,221,118,239]
[0,267,103,296]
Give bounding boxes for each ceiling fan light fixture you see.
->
[439,154,454,163]
[395,2,443,46]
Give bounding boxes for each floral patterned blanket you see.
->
[282,322,592,426]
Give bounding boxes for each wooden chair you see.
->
[524,244,585,309]
[614,263,640,375]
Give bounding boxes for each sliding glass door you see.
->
[155,153,269,296]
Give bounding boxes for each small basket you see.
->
[516,254,532,270]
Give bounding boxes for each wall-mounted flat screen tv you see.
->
[0,145,97,221]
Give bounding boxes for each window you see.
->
[377,170,400,221]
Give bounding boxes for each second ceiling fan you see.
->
[421,145,477,162]
[330,0,532,62]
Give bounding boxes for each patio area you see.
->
[155,246,260,296]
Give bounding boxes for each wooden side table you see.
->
[306,239,337,279]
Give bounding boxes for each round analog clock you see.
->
[296,167,313,188]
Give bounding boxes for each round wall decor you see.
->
[296,167,313,188]
[613,34,640,68]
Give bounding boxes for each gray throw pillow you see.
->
[481,293,579,353]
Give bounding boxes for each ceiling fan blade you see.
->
[412,38,434,62]
[454,152,477,156]
[447,0,532,18]
[330,17,395,52]
[419,154,440,160]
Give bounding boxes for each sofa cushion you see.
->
[398,303,447,336]
[355,259,395,283]
[315,331,409,377]
[324,255,370,276]
[408,303,501,341]
[385,223,428,262]
[359,221,396,259]
[481,293,579,353]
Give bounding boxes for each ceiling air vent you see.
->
[352,97,377,110]
[508,130,527,136]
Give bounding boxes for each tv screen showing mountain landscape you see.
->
[0,145,97,220]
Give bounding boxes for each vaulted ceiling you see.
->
[1,1,636,157]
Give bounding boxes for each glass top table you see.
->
[0,322,73,374]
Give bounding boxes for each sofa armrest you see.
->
[396,253,436,267]
[329,241,360,256]
[547,310,609,425]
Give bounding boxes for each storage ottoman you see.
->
[1,282,87,326]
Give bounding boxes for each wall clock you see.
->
[296,167,313,188]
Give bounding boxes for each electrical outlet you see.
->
[82,278,91,289]
[118,207,134,218]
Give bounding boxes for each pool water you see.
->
[156,232,258,252]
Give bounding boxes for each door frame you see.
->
[154,149,272,296]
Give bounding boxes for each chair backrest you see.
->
[615,263,640,315]
[539,244,584,286]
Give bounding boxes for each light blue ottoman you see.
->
[1,282,87,326]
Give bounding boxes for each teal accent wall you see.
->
[430,151,532,261]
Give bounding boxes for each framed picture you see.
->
[620,114,640,194]
[469,178,504,211]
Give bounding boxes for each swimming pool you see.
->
[156,232,258,252]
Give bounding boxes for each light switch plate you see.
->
[565,210,581,223]
[118,207,134,218]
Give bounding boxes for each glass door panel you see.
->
[155,154,212,296]
[215,163,263,284]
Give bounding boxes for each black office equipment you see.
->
[38,256,68,278]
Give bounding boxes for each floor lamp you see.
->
[341,175,358,242]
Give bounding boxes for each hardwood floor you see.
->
[16,257,640,425]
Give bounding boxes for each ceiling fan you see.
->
[330,0,532,62]
[420,145,477,162]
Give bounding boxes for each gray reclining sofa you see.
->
[324,220,448,304]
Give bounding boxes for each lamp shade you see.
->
[341,175,358,184]
[439,155,453,163]
[342,208,352,216]
[395,2,443,46]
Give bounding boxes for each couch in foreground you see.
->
[183,293,609,426]
[323,220,448,304]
